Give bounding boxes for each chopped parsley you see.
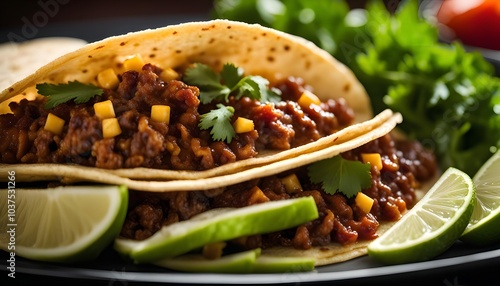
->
[307,155,372,198]
[36,81,103,109]
[184,63,281,142]
[198,104,236,143]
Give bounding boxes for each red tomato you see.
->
[437,0,500,50]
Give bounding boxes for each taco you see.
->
[0,20,376,182]
[0,20,438,269]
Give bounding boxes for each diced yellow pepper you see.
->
[102,118,122,139]
[123,54,145,72]
[202,242,227,260]
[151,105,171,123]
[233,117,254,133]
[44,113,65,135]
[280,173,303,194]
[159,68,179,82]
[297,90,321,108]
[361,153,383,171]
[97,68,119,89]
[94,100,116,120]
[355,192,374,214]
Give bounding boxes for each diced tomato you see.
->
[437,0,500,50]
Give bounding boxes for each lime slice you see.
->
[0,185,128,263]
[115,196,318,263]
[461,149,500,245]
[154,248,315,273]
[367,167,475,264]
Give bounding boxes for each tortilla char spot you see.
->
[320,247,330,252]
[133,43,140,47]
[88,55,93,58]
[305,60,311,69]
[22,92,26,95]
[82,69,88,73]
[229,35,233,39]
[152,47,158,51]
[95,45,105,50]
[247,47,252,53]
[344,83,351,92]
[199,51,206,56]
[270,47,276,52]
[284,44,290,51]
[267,56,275,62]
[8,88,14,92]
[253,36,258,41]
[149,54,156,58]
[175,50,182,54]
[120,42,126,46]
[227,25,232,29]
[173,31,178,35]
[262,32,267,36]
[202,25,216,31]
[209,38,215,44]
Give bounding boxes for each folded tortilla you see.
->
[0,20,374,181]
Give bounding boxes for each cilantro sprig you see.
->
[36,81,103,109]
[308,155,372,198]
[184,63,281,104]
[184,63,281,143]
[199,104,236,143]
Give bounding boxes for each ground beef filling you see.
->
[0,64,354,170]
[120,134,437,249]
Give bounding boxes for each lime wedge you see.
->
[115,196,318,263]
[461,149,500,245]
[154,248,315,273]
[367,167,475,264]
[0,185,128,263]
[154,249,261,273]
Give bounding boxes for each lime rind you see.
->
[115,196,319,263]
[368,167,475,264]
[153,248,315,273]
[461,149,500,245]
[0,185,128,263]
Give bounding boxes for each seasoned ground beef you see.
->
[121,134,438,249]
[0,64,354,170]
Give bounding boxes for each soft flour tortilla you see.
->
[0,20,372,180]
[0,37,86,113]
[1,112,403,191]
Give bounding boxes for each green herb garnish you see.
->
[199,104,236,143]
[36,81,103,109]
[185,63,281,143]
[307,155,372,198]
[184,63,281,104]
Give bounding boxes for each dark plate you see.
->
[2,241,500,285]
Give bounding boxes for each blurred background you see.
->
[0,0,374,43]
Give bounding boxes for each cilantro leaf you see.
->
[308,155,372,198]
[36,81,103,109]
[220,63,243,87]
[184,63,281,104]
[199,104,236,143]
[184,63,224,90]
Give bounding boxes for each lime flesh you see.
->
[367,167,475,264]
[0,185,128,263]
[461,149,500,245]
[115,196,318,263]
